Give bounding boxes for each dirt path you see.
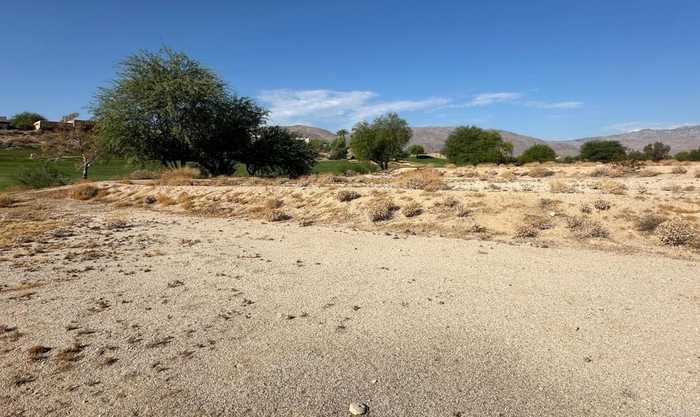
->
[1,201,698,416]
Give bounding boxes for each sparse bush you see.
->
[367,199,396,222]
[635,214,666,232]
[670,166,687,174]
[656,218,696,246]
[401,201,422,217]
[579,204,592,214]
[395,168,447,191]
[594,180,627,195]
[128,170,160,180]
[638,169,659,177]
[527,166,554,178]
[15,162,69,189]
[593,199,611,210]
[265,209,291,222]
[514,224,539,238]
[160,167,200,185]
[549,180,575,193]
[264,198,284,209]
[455,204,471,218]
[337,190,361,202]
[435,195,459,208]
[566,215,609,239]
[156,193,176,206]
[523,215,553,230]
[70,184,99,200]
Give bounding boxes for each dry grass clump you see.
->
[593,199,611,210]
[401,201,422,217]
[526,167,554,178]
[395,168,447,191]
[523,214,553,230]
[594,180,627,195]
[160,167,200,185]
[566,215,609,239]
[156,193,176,206]
[670,166,687,174]
[337,190,361,202]
[694,169,700,178]
[656,218,696,246]
[455,204,471,218]
[638,169,660,177]
[589,166,624,177]
[499,170,517,182]
[635,213,667,232]
[264,209,291,222]
[128,170,160,180]
[264,198,284,209]
[0,194,16,208]
[176,192,193,209]
[513,224,539,238]
[580,204,592,214]
[435,195,459,208]
[366,198,397,222]
[69,184,99,200]
[549,180,576,193]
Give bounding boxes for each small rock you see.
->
[349,402,368,415]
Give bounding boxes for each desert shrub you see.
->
[656,218,696,246]
[337,190,361,202]
[566,215,609,239]
[70,184,99,200]
[589,166,610,177]
[143,195,157,205]
[539,198,560,209]
[524,214,553,230]
[579,204,592,214]
[264,198,284,209]
[638,169,659,177]
[635,214,667,232]
[594,180,627,195]
[10,112,46,130]
[264,209,291,222]
[15,162,69,189]
[395,168,446,191]
[128,169,160,180]
[401,201,422,217]
[407,144,425,155]
[366,198,396,222]
[549,180,575,193]
[499,170,516,181]
[670,166,687,174]
[435,195,459,208]
[642,142,671,162]
[160,167,200,185]
[526,166,554,178]
[593,199,611,210]
[514,224,539,238]
[156,193,176,206]
[694,169,700,178]
[0,194,15,208]
[455,204,471,218]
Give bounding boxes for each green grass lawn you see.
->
[0,147,158,191]
[0,149,381,191]
[404,155,450,167]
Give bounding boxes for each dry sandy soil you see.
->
[1,162,699,416]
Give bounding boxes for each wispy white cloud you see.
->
[468,92,522,106]
[607,121,697,133]
[258,89,449,127]
[525,100,583,109]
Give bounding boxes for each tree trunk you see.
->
[82,156,89,179]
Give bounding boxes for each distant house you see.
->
[0,116,10,130]
[34,118,95,131]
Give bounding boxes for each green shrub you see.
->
[15,162,69,189]
[443,126,513,165]
[10,112,46,130]
[580,140,626,162]
[407,144,425,155]
[519,144,556,163]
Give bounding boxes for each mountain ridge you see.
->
[286,124,700,156]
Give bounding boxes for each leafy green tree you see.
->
[442,126,513,165]
[642,142,671,162]
[92,47,266,175]
[244,126,317,178]
[349,113,411,170]
[407,144,425,155]
[579,140,627,162]
[626,150,647,161]
[10,112,46,130]
[519,144,556,163]
[329,129,348,160]
[675,147,700,161]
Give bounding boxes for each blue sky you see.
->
[1,0,699,139]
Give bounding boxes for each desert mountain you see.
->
[284,124,700,156]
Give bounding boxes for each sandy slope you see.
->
[0,199,698,417]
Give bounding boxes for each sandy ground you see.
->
[1,196,698,417]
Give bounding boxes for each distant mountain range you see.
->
[286,124,700,156]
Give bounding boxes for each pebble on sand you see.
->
[349,402,368,415]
